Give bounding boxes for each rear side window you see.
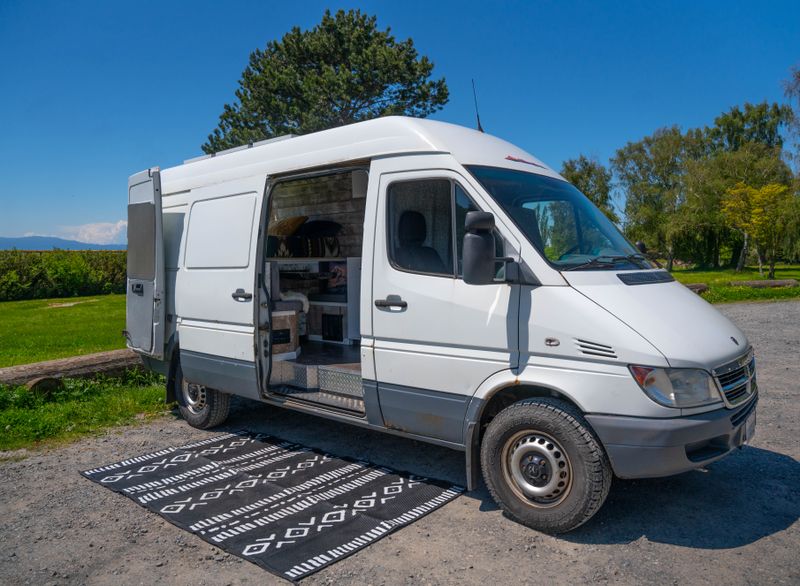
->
[127,203,155,280]
[387,179,453,276]
[185,193,256,269]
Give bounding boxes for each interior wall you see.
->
[270,171,366,258]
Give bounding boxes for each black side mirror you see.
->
[463,211,497,285]
[635,241,648,255]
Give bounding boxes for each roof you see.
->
[159,116,560,195]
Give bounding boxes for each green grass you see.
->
[671,264,800,303]
[0,294,126,367]
[0,370,170,452]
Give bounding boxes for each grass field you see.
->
[671,264,800,303]
[0,266,797,369]
[0,294,126,368]
[0,370,169,452]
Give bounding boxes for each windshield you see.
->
[467,166,651,271]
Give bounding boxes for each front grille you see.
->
[713,350,756,408]
[731,392,758,427]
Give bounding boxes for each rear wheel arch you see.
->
[174,359,231,429]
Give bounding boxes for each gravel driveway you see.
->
[1,300,798,585]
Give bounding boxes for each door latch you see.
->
[232,288,253,302]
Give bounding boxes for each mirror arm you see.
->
[502,259,540,286]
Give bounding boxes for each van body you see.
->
[126,117,757,532]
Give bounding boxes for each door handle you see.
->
[232,288,253,302]
[131,283,144,295]
[374,297,407,309]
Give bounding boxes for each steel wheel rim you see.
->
[500,430,572,508]
[182,380,207,414]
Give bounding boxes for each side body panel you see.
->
[174,175,266,393]
[370,156,521,444]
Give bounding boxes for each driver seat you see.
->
[395,210,447,274]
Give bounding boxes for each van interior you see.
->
[257,167,369,414]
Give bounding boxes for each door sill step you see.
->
[271,360,362,397]
[268,386,365,414]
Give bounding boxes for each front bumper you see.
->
[586,394,758,479]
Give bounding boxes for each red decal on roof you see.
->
[505,155,545,169]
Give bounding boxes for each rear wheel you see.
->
[480,398,611,533]
[175,364,230,429]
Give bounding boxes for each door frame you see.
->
[254,164,371,400]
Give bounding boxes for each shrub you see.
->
[0,250,127,301]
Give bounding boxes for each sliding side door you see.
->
[175,175,267,399]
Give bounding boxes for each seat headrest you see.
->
[398,210,427,245]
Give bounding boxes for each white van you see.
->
[126,117,757,533]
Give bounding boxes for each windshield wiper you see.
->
[563,254,649,271]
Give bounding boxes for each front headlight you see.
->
[629,365,722,408]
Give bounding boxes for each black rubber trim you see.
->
[617,270,675,285]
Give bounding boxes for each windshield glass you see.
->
[467,166,651,271]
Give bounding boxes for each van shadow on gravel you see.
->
[206,398,797,549]
[565,446,800,549]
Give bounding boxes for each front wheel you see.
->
[175,364,231,429]
[480,398,611,533]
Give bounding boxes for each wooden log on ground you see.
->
[685,283,709,294]
[0,349,143,387]
[729,279,798,288]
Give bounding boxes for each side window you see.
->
[455,184,505,278]
[127,202,156,280]
[387,179,453,276]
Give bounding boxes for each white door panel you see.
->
[175,176,266,362]
[126,168,165,358]
[374,339,512,395]
[372,169,520,396]
[177,320,255,362]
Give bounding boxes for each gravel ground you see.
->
[1,300,798,585]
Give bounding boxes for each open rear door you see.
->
[125,167,165,358]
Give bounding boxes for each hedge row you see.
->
[0,250,127,301]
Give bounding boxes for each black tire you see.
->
[175,363,231,429]
[480,397,611,534]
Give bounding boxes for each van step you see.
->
[269,359,363,412]
[272,386,365,414]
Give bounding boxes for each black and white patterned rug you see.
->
[82,432,462,581]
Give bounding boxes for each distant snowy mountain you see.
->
[0,236,126,251]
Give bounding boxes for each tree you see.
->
[560,156,618,222]
[783,64,800,170]
[722,182,797,278]
[202,9,449,153]
[683,142,792,270]
[708,102,793,152]
[611,127,686,270]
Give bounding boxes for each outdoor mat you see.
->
[82,431,463,581]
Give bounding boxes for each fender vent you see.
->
[575,339,617,359]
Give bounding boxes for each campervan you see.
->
[126,117,757,532]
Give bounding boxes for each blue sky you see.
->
[0,0,797,243]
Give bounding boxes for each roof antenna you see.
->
[471,79,484,133]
